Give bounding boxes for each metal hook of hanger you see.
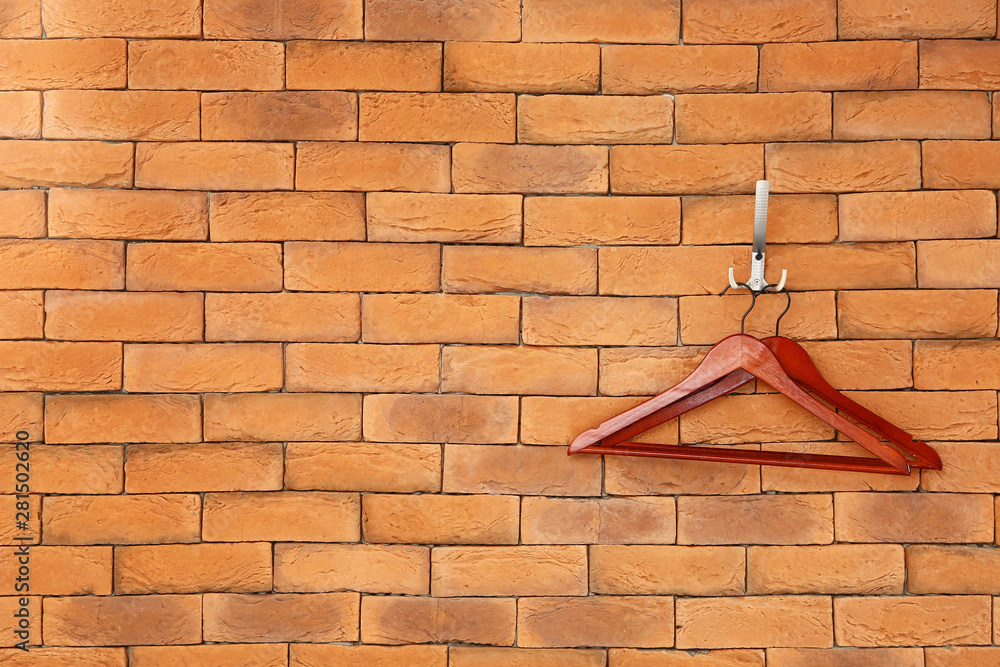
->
[727,180,787,294]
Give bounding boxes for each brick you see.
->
[0,443,123,494]
[296,142,450,192]
[116,543,271,594]
[291,645,446,667]
[922,442,1000,492]
[598,346,733,396]
[127,242,282,291]
[0,0,39,37]
[920,40,1000,89]
[525,196,680,246]
[0,545,110,595]
[610,649,765,667]
[683,0,834,43]
[136,142,293,191]
[0,495,39,545]
[519,94,673,144]
[49,189,208,241]
[442,345,595,396]
[368,193,521,243]
[287,41,441,91]
[925,647,1000,667]
[522,0,679,43]
[202,91,356,142]
[276,543,428,594]
[676,596,831,649]
[204,491,360,542]
[522,496,677,544]
[210,192,365,242]
[841,390,998,441]
[0,240,123,290]
[287,344,438,393]
[285,242,439,292]
[839,289,998,339]
[206,293,359,343]
[591,545,744,596]
[203,0,361,39]
[361,596,515,645]
[44,595,200,646]
[445,42,599,94]
[612,144,763,195]
[840,190,996,241]
[45,291,200,343]
[676,92,830,144]
[286,442,441,493]
[682,194,837,245]
[747,545,903,595]
[837,492,993,542]
[600,246,745,296]
[784,340,914,391]
[0,291,42,339]
[454,143,608,194]
[0,91,40,138]
[125,442,283,493]
[44,90,199,141]
[360,92,513,143]
[124,343,282,393]
[0,648,123,666]
[523,296,677,346]
[760,442,921,493]
[204,393,362,442]
[365,0,519,41]
[432,545,587,596]
[680,393,836,444]
[521,396,679,446]
[915,340,1000,389]
[768,648,921,667]
[452,647,605,667]
[681,290,836,344]
[834,91,991,140]
[128,40,283,90]
[363,294,520,344]
[605,448,761,495]
[444,246,596,294]
[0,190,45,238]
[907,545,1000,594]
[443,444,601,496]
[0,38,125,89]
[679,495,833,545]
[44,0,200,36]
[0,341,120,391]
[0,140,132,189]
[363,493,519,544]
[766,141,920,193]
[770,242,915,290]
[133,645,287,667]
[840,0,996,37]
[924,140,1000,188]
[45,394,202,444]
[42,494,200,544]
[519,596,674,648]
[602,45,757,94]
[760,41,917,92]
[835,595,991,646]
[204,592,359,642]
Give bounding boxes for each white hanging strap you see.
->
[727,180,787,293]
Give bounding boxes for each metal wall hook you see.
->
[727,180,787,293]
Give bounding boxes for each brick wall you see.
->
[2,0,1000,664]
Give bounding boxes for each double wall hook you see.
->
[727,180,787,293]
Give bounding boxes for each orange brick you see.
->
[921,442,1000,492]
[116,542,271,594]
[602,45,757,94]
[136,142,293,191]
[915,340,1000,390]
[611,649,766,667]
[45,291,201,342]
[0,190,45,238]
[683,0,835,43]
[364,493,518,544]
[0,444,122,494]
[683,194,837,245]
[521,396,678,446]
[840,0,996,38]
[287,41,441,92]
[204,592,359,642]
[133,645,287,666]
[42,494,200,544]
[443,246,596,294]
[49,188,208,240]
[363,394,519,443]
[0,140,132,188]
[747,545,904,594]
[432,545,587,596]
[0,0,40,37]
[45,394,201,444]
[452,647,604,667]
[0,393,42,442]
[203,0,361,39]
[760,41,917,92]
[834,596,991,646]
[676,92,831,144]
[835,492,993,542]
[925,647,1000,667]
[0,38,125,90]
[206,293,359,343]
[676,597,831,649]
[127,242,282,291]
[0,341,120,391]
[204,491,360,542]
[43,90,199,141]
[0,545,111,595]
[445,42,599,93]
[523,296,677,346]
[360,596,515,645]
[518,596,674,648]
[44,0,200,37]
[0,91,40,138]
[843,390,997,441]
[605,447,762,495]
[524,196,680,246]
[0,494,40,545]
[286,343,439,393]
[907,545,1000,594]
[365,0,520,41]
[793,340,913,390]
[44,595,201,646]
[362,294,520,344]
[286,442,441,493]
[360,92,514,142]
[680,290,836,344]
[767,141,920,193]
[204,393,362,442]
[443,444,602,496]
[920,40,1000,90]
[521,496,677,544]
[0,240,124,288]
[285,242,440,292]
[923,140,1000,188]
[0,291,43,339]
[518,94,674,144]
[840,190,996,241]
[0,648,123,665]
[591,545,744,595]
[678,495,834,545]
[599,246,745,296]
[769,242,915,290]
[125,442,282,493]
[522,0,679,43]
[210,192,364,242]
[128,40,283,90]
[296,142,450,192]
[599,346,732,396]
[367,193,521,243]
[292,644,446,667]
[834,91,991,140]
[768,648,920,666]
[611,144,763,195]
[202,92,356,141]
[276,543,429,595]
[442,345,595,395]
[838,289,998,338]
[123,343,282,393]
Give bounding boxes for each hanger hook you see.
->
[739,290,759,334]
[774,290,792,337]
